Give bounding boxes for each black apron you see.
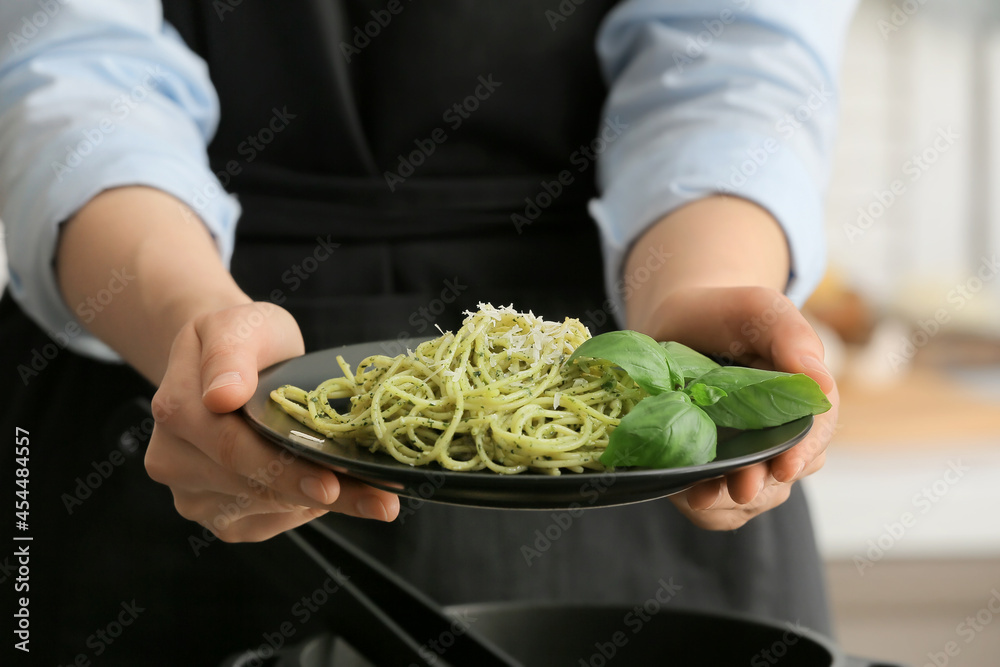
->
[0,2,830,664]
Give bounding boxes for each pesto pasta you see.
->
[270,304,645,474]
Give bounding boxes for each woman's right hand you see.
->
[145,301,400,542]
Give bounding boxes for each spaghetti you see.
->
[270,304,646,474]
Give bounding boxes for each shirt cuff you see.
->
[590,128,826,324]
[5,155,240,362]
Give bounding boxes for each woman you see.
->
[0,1,853,663]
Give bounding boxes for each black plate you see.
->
[242,339,813,510]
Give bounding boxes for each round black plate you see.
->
[242,338,813,510]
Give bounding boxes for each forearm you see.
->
[624,196,790,336]
[56,186,250,384]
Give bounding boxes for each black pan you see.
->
[433,602,906,667]
[221,523,908,667]
[237,602,908,667]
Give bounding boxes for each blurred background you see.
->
[802,0,1000,665]
[1,0,997,665]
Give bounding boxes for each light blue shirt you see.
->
[0,0,856,360]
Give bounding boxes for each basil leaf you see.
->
[685,383,727,407]
[658,341,721,384]
[601,392,717,468]
[569,330,681,394]
[692,367,831,429]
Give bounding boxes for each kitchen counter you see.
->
[806,365,1000,560]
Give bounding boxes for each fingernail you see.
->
[777,461,804,483]
[357,496,389,521]
[300,476,329,504]
[705,485,724,509]
[800,356,834,390]
[205,371,243,396]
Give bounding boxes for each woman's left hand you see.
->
[633,284,838,531]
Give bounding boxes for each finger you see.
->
[202,506,331,543]
[725,463,769,505]
[152,385,397,518]
[150,422,401,523]
[173,489,304,526]
[204,413,401,519]
[146,428,255,495]
[196,303,304,413]
[670,478,792,531]
[769,383,839,483]
[684,477,725,511]
[644,287,835,394]
[718,288,834,392]
[763,313,835,394]
[176,480,403,527]
[152,332,401,520]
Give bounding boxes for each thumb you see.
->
[768,313,836,394]
[198,303,305,413]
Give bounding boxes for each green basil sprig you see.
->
[684,382,728,407]
[569,333,831,469]
[568,330,683,394]
[689,366,831,430]
[600,392,717,468]
[658,341,720,384]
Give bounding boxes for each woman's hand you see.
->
[638,285,838,531]
[145,302,400,542]
[57,187,399,543]
[622,196,838,531]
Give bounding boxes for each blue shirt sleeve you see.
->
[592,0,858,313]
[0,0,239,361]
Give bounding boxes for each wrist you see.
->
[623,195,790,334]
[57,186,250,383]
